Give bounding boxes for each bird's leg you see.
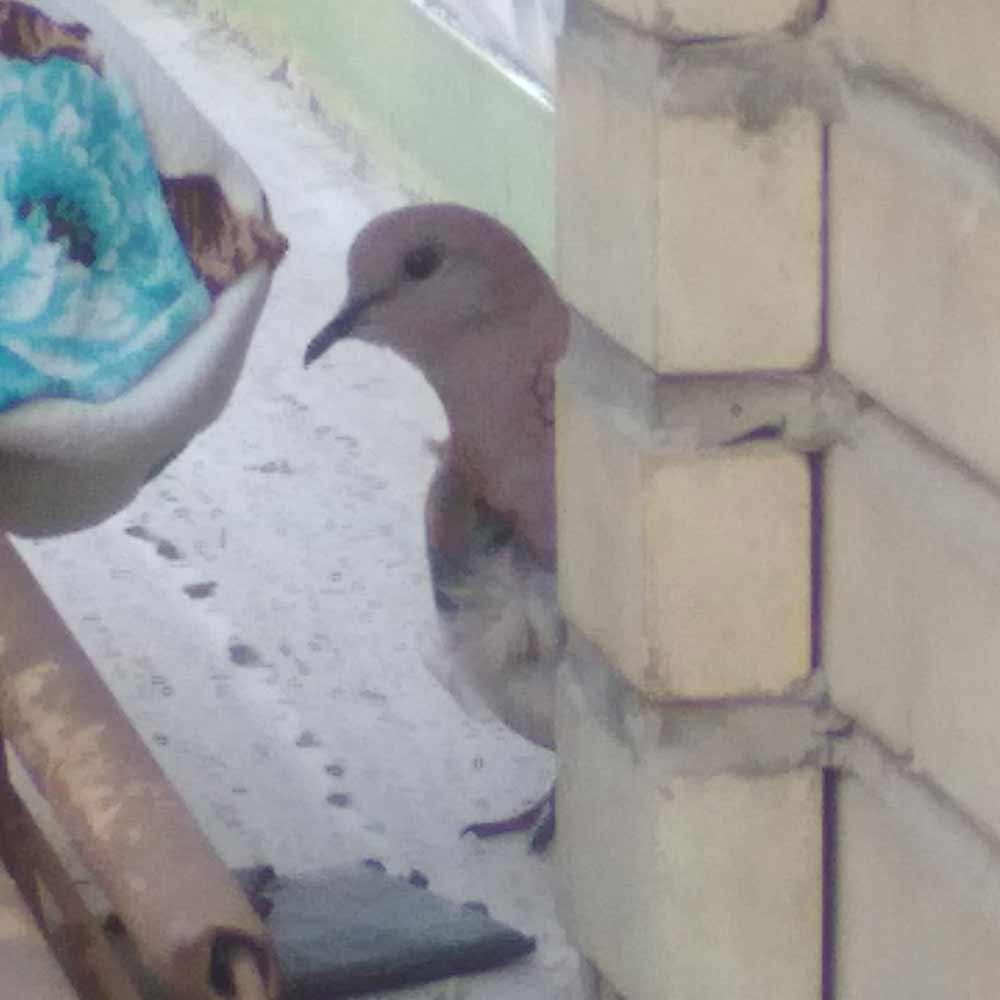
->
[462,784,555,852]
[527,790,556,853]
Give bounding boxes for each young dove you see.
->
[305,204,568,849]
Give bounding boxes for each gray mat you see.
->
[232,864,536,997]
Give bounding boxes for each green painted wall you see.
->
[200,0,555,267]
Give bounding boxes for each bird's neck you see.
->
[436,367,559,570]
[419,283,567,569]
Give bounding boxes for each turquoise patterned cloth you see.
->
[0,55,211,412]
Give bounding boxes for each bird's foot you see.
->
[461,786,555,852]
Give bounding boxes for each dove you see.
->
[305,203,568,849]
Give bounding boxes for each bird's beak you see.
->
[303,292,381,367]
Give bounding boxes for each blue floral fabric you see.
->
[0,55,211,412]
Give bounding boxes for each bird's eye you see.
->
[402,244,442,281]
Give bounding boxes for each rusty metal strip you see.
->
[1,746,143,1000]
[0,536,278,999]
[0,862,81,999]
[1,735,45,922]
[230,948,271,1000]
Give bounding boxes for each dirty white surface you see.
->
[13,2,592,997]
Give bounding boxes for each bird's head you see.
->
[304,203,566,383]
[305,204,568,564]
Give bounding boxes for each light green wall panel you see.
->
[199,0,555,267]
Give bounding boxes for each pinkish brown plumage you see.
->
[305,204,568,848]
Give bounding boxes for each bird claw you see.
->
[461,787,555,852]
[528,800,556,853]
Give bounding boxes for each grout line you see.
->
[817,122,831,365]
[809,451,825,673]
[821,767,839,1000]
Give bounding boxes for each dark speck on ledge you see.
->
[326,792,351,808]
[245,459,294,475]
[229,642,262,667]
[156,539,183,561]
[123,523,183,560]
[183,581,217,599]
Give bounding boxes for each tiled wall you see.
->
[554,2,1000,996]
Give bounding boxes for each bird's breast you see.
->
[428,542,563,750]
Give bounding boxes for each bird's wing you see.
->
[424,451,516,612]
[423,448,562,749]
